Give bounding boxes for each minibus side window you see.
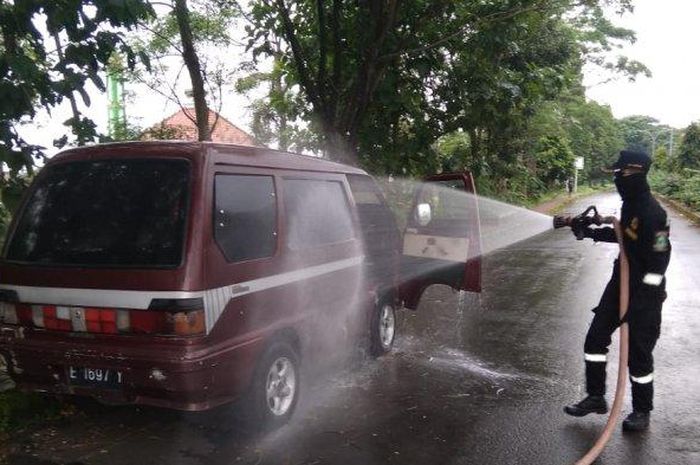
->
[283,179,354,250]
[214,174,277,262]
[347,174,400,256]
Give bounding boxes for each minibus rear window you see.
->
[5,159,190,267]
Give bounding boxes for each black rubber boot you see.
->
[563,395,608,417]
[622,411,650,432]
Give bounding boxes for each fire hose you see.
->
[553,207,629,465]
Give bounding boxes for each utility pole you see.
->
[107,57,126,139]
[669,128,674,158]
[644,129,660,157]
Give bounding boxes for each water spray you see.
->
[553,206,630,465]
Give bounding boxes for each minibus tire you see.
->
[370,301,396,357]
[248,340,300,429]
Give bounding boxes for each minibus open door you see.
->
[399,172,482,310]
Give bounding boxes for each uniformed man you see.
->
[564,150,671,432]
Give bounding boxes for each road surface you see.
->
[4,191,699,465]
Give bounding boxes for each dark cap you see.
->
[610,150,652,173]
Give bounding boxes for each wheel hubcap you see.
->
[265,357,296,416]
[379,304,395,349]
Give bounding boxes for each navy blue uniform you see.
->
[584,190,671,412]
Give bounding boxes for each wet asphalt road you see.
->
[4,191,700,465]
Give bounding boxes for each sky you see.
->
[584,0,700,128]
[19,0,700,155]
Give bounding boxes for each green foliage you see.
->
[238,57,319,152]
[242,0,644,186]
[561,97,623,183]
[618,115,660,153]
[434,132,484,176]
[535,135,575,186]
[128,0,241,140]
[146,1,238,54]
[649,169,700,211]
[0,0,153,219]
[679,122,700,169]
[0,391,64,432]
[647,120,700,214]
[141,122,186,140]
[499,93,623,191]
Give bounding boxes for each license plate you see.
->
[68,366,123,389]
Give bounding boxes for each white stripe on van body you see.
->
[202,255,364,331]
[0,256,364,333]
[1,286,199,309]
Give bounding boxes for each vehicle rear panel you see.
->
[0,142,370,410]
[0,142,239,410]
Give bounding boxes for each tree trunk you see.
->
[323,124,357,165]
[271,51,290,151]
[174,0,210,141]
[53,33,91,146]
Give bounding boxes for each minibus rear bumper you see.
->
[0,328,264,411]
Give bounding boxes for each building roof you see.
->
[143,107,257,146]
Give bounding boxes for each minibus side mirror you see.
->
[415,203,432,226]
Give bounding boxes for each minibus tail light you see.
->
[167,310,205,336]
[85,308,118,334]
[0,297,205,337]
[43,306,72,331]
[129,310,166,334]
[127,309,204,336]
[148,298,206,337]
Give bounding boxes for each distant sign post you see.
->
[573,156,584,194]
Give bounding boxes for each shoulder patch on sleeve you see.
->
[653,230,670,252]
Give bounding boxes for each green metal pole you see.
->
[107,65,126,138]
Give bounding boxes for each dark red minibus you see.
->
[0,142,480,427]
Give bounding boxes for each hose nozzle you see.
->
[552,215,571,229]
[552,206,602,240]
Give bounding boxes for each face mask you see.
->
[614,173,649,200]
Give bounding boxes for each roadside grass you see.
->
[548,185,611,214]
[0,390,68,433]
[649,169,700,223]
[654,193,700,225]
[528,184,612,215]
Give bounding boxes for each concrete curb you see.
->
[655,193,700,225]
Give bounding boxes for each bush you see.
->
[0,391,64,432]
[649,169,700,210]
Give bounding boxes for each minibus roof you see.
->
[52,141,368,176]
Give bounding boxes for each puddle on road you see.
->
[394,334,538,382]
[429,348,523,380]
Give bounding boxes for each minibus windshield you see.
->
[5,158,190,267]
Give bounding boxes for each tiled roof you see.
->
[143,107,257,146]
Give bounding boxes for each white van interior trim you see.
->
[403,233,469,262]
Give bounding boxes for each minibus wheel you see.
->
[370,301,396,357]
[250,340,300,429]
